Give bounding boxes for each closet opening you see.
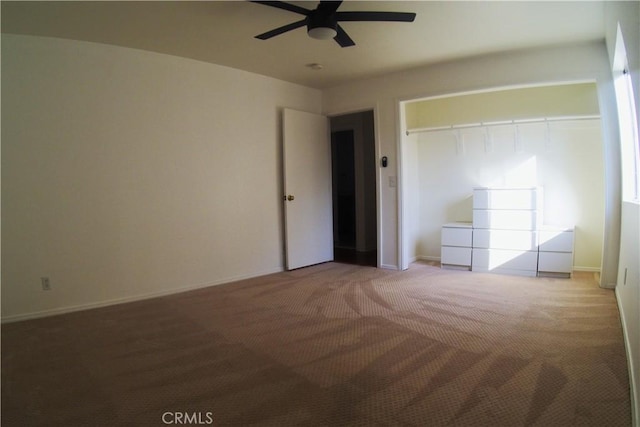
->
[398,82,607,281]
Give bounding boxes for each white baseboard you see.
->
[615,286,639,427]
[573,266,601,273]
[417,255,441,262]
[380,264,399,270]
[1,267,284,324]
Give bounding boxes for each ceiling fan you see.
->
[251,1,417,47]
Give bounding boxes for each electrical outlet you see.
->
[41,277,51,291]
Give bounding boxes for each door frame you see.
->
[397,100,410,271]
[327,106,381,268]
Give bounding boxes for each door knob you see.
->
[287,195,295,201]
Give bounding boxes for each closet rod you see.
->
[405,114,600,136]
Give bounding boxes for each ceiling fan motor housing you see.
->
[307,9,338,39]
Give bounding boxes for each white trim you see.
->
[616,285,639,427]
[397,96,408,271]
[600,282,618,290]
[613,23,640,203]
[572,266,602,273]
[1,267,284,324]
[380,264,399,270]
[326,105,376,118]
[374,104,383,269]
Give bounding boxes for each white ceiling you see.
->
[1,1,606,89]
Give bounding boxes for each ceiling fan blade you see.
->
[255,19,307,40]
[250,1,311,16]
[334,24,355,48]
[336,11,416,22]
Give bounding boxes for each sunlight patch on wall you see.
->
[488,156,538,188]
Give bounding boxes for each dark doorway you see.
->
[330,111,377,267]
[332,131,356,248]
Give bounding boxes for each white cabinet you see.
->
[439,187,575,278]
[471,187,540,277]
[472,248,539,277]
[538,252,573,274]
[538,226,574,277]
[472,210,541,230]
[441,223,472,270]
[442,225,472,247]
[538,228,574,252]
[473,229,538,251]
[442,246,472,267]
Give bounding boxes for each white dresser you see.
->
[441,222,473,270]
[538,226,575,277]
[471,187,542,277]
[439,187,575,278]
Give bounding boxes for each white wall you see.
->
[1,34,322,321]
[411,119,605,271]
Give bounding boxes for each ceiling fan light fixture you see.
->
[307,26,337,40]
[307,9,337,40]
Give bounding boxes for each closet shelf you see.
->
[406,114,600,135]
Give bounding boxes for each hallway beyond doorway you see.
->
[330,110,377,268]
[334,247,377,267]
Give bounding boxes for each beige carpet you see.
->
[1,262,631,426]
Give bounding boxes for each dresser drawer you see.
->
[472,209,540,230]
[472,248,538,271]
[538,252,573,273]
[441,246,472,266]
[473,229,538,250]
[442,226,472,247]
[538,229,574,252]
[473,188,541,210]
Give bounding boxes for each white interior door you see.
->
[283,108,333,270]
